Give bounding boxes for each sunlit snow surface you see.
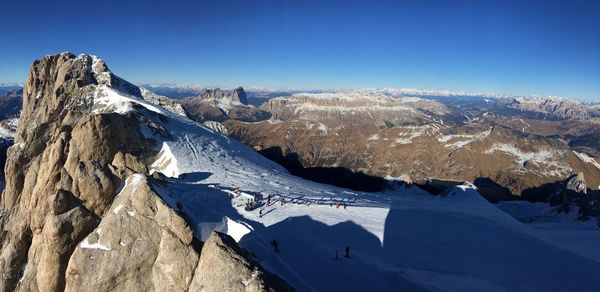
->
[95,86,600,291]
[91,85,163,115]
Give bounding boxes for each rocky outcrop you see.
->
[545,172,600,221]
[0,53,292,291]
[506,98,589,120]
[198,87,248,105]
[189,231,294,292]
[261,92,448,129]
[566,172,587,194]
[181,86,271,123]
[203,121,229,135]
[0,52,154,292]
[231,87,248,105]
[140,87,187,116]
[65,175,198,291]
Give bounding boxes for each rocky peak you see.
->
[231,86,248,104]
[566,172,587,194]
[507,97,589,120]
[198,86,248,105]
[0,52,154,291]
[0,53,291,291]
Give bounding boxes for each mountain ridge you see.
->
[1,53,600,291]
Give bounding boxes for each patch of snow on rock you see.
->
[92,85,163,115]
[439,127,492,148]
[150,142,179,178]
[79,230,111,251]
[573,151,600,170]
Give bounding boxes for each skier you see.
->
[267,194,271,205]
[259,209,263,218]
[271,239,279,253]
[336,201,340,209]
[345,246,350,258]
[280,197,285,205]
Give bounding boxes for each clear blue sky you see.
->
[1,0,599,100]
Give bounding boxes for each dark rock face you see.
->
[547,172,600,221]
[566,172,587,194]
[231,86,248,105]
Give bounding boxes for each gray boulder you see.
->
[190,231,294,292]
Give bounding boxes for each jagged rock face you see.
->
[203,121,229,135]
[505,98,590,120]
[140,87,187,117]
[0,53,292,292]
[181,86,271,123]
[231,87,248,105]
[566,172,587,194]
[548,172,600,220]
[189,231,294,292]
[199,87,247,105]
[261,92,449,128]
[65,175,198,291]
[0,53,153,292]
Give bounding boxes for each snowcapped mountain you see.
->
[261,90,449,128]
[138,83,208,99]
[139,83,599,123]
[94,59,600,291]
[2,53,600,291]
[0,88,22,119]
[223,88,600,202]
[0,83,22,96]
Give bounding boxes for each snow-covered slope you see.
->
[94,72,600,291]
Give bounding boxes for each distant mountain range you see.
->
[0,53,599,291]
[0,83,23,95]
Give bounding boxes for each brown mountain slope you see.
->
[223,95,600,200]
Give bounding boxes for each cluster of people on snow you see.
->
[229,188,354,260]
[229,188,354,219]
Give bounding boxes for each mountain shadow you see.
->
[239,215,426,292]
[381,187,600,291]
[258,146,388,192]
